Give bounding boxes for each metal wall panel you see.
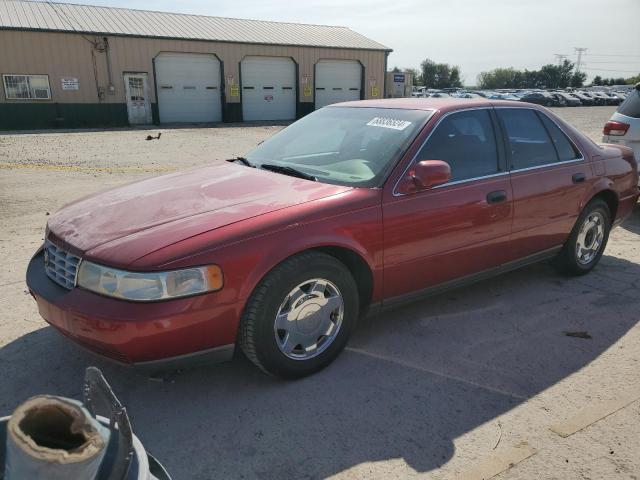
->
[0,30,387,109]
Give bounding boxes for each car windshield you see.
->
[245,106,433,187]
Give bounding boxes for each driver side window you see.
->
[416,109,500,182]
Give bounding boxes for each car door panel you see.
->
[383,175,513,299]
[509,160,590,259]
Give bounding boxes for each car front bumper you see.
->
[26,250,237,368]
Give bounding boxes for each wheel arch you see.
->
[312,245,374,313]
[586,188,619,223]
[238,243,376,321]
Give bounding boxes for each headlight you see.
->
[77,261,223,301]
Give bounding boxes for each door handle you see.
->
[486,190,507,204]
[572,173,586,184]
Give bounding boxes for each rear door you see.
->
[496,107,589,260]
[382,108,513,300]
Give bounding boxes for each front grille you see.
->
[44,239,81,289]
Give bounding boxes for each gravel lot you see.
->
[1,106,639,480]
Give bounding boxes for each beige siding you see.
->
[0,30,387,105]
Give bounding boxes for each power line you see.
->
[584,61,640,65]
[583,67,639,73]
[583,54,640,58]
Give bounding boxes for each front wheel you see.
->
[239,252,359,378]
[555,199,611,275]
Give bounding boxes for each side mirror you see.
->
[397,160,451,194]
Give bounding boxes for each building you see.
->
[385,71,414,98]
[0,1,391,130]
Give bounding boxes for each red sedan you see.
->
[27,98,639,378]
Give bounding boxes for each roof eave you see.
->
[0,26,392,52]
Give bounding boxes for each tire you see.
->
[555,198,611,275]
[239,251,359,378]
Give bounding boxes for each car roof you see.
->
[331,97,540,113]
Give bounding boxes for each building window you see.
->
[3,74,51,100]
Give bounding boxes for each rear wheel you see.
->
[555,199,611,275]
[239,252,359,378]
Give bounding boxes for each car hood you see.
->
[47,162,351,265]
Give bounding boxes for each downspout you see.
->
[383,51,389,98]
[103,37,115,95]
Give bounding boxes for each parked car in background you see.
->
[603,83,640,173]
[590,91,617,106]
[487,92,520,101]
[520,91,554,106]
[27,98,638,378]
[581,91,607,106]
[600,92,623,105]
[570,92,595,106]
[552,92,581,106]
[428,91,451,98]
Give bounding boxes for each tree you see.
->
[404,68,420,86]
[449,66,462,88]
[477,61,584,89]
[420,58,462,88]
[626,74,640,85]
[592,75,603,86]
[420,59,438,87]
[570,71,587,88]
[477,68,521,89]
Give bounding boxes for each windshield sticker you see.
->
[366,117,412,131]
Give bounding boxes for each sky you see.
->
[59,0,640,85]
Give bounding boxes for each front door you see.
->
[382,108,513,300]
[124,73,151,125]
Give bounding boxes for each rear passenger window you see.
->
[618,89,640,119]
[537,113,580,161]
[417,109,499,182]
[497,109,557,169]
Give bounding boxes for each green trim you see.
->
[296,102,314,119]
[223,102,242,123]
[151,102,160,125]
[0,103,128,130]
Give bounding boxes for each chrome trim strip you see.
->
[509,157,584,174]
[432,171,509,189]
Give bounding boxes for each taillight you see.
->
[603,121,630,136]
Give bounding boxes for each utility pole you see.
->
[574,47,587,72]
[554,54,568,66]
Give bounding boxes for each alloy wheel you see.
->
[575,211,605,265]
[274,278,344,360]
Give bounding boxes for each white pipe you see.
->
[4,395,110,480]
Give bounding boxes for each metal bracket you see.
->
[83,367,134,480]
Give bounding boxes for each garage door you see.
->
[241,56,296,121]
[315,60,362,109]
[155,53,221,123]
